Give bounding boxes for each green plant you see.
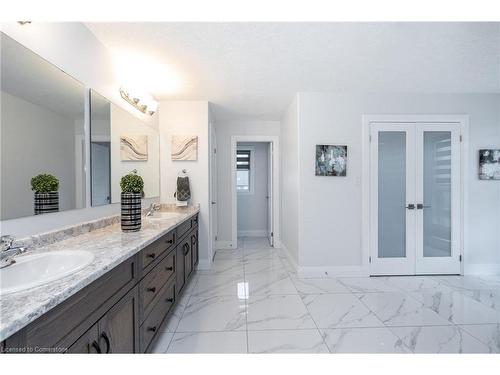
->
[120,169,144,194]
[31,173,59,193]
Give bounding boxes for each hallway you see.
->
[151,237,500,353]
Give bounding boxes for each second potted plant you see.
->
[120,170,144,232]
[31,173,59,215]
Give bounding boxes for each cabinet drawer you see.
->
[140,281,176,352]
[176,218,193,240]
[139,251,175,320]
[141,230,175,270]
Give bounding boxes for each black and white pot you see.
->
[34,192,59,215]
[121,192,142,232]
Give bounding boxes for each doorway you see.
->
[365,116,467,276]
[231,136,280,249]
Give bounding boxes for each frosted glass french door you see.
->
[370,122,461,275]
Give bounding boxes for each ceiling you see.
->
[1,32,85,119]
[86,22,500,121]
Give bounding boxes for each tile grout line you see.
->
[165,272,199,352]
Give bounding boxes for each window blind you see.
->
[237,150,251,170]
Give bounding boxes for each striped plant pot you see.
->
[34,192,59,215]
[121,192,142,232]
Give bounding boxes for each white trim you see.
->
[362,114,469,277]
[230,135,280,250]
[464,263,500,276]
[237,230,267,237]
[279,242,299,274]
[215,240,236,250]
[196,259,212,270]
[297,266,366,278]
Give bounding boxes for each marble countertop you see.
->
[0,205,200,342]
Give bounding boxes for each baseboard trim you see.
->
[215,240,237,250]
[237,230,267,237]
[279,242,299,273]
[196,259,212,270]
[465,263,500,275]
[297,265,367,278]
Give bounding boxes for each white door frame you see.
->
[361,115,469,276]
[231,135,280,248]
[209,121,217,261]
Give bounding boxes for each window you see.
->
[237,148,253,193]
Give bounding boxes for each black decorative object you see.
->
[120,170,144,232]
[121,192,142,232]
[31,173,59,215]
[34,192,59,215]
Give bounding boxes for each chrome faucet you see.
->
[1,235,28,269]
[145,202,161,217]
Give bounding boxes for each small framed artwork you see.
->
[171,135,198,161]
[479,149,500,180]
[120,135,148,161]
[315,145,347,176]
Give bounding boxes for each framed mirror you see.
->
[90,90,160,206]
[1,32,86,220]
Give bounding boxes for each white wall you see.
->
[110,104,160,203]
[280,96,300,264]
[237,142,269,236]
[0,23,160,238]
[159,101,211,268]
[215,121,280,245]
[1,92,80,219]
[295,92,500,274]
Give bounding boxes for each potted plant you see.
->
[120,169,144,232]
[31,173,60,215]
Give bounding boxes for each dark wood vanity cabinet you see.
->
[67,286,139,353]
[2,214,199,354]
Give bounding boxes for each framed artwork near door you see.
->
[315,145,347,176]
[479,149,500,180]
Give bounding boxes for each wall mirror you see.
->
[90,90,160,206]
[1,32,86,220]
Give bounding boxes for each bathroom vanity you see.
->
[0,208,199,354]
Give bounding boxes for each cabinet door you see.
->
[66,324,100,354]
[191,231,198,268]
[98,286,139,353]
[183,241,193,279]
[175,245,185,295]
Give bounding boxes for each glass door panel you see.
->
[378,132,407,258]
[423,131,452,258]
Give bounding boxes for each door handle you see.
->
[416,204,431,210]
[406,204,415,210]
[211,201,216,205]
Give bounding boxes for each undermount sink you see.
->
[146,212,182,221]
[0,250,94,295]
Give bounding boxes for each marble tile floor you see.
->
[151,237,500,354]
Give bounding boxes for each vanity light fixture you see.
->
[119,87,158,116]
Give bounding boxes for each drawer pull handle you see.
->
[166,239,173,244]
[147,326,157,332]
[165,266,174,271]
[91,341,102,354]
[147,287,156,293]
[101,332,111,354]
[166,297,174,303]
[183,243,189,255]
[147,253,156,259]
